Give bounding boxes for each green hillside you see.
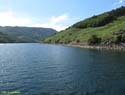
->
[0,32,16,43]
[0,26,57,43]
[44,6,125,45]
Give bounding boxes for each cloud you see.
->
[32,14,70,31]
[0,11,79,31]
[119,0,124,3]
[113,0,124,6]
[50,14,68,24]
[0,11,32,26]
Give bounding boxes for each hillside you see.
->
[0,26,57,43]
[44,6,125,46]
[0,32,14,43]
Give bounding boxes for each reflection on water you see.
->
[0,43,125,95]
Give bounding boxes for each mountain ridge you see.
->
[0,26,57,43]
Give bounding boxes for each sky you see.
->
[0,0,125,31]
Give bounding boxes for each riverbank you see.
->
[65,43,125,51]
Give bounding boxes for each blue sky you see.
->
[0,0,125,31]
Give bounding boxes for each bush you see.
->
[69,33,72,36]
[88,35,101,45]
[121,35,125,42]
[113,29,125,35]
[48,39,51,43]
[114,35,122,44]
[55,39,60,43]
[112,35,125,44]
[76,39,80,43]
[61,36,64,38]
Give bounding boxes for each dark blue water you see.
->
[0,43,125,95]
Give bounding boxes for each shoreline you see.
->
[65,43,125,51]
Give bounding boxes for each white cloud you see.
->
[32,14,70,31]
[50,14,68,24]
[0,11,32,26]
[33,23,67,31]
[119,0,124,3]
[113,0,124,5]
[0,11,79,31]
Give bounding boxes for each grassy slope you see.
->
[44,16,125,44]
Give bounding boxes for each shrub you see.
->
[48,39,51,43]
[115,35,122,44]
[121,35,125,42]
[55,39,60,43]
[88,35,101,45]
[76,39,80,43]
[69,33,72,36]
[61,36,64,38]
[67,40,71,43]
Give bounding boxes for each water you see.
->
[0,43,125,95]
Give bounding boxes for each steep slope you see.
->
[44,6,125,45]
[0,26,57,43]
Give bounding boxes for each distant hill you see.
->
[44,6,125,45]
[0,32,14,43]
[0,26,57,43]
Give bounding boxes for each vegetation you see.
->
[88,35,101,45]
[73,6,125,29]
[0,26,57,43]
[0,32,14,43]
[44,6,125,45]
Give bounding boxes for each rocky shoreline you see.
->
[65,43,125,51]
